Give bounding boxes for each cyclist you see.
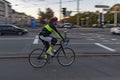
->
[39,17,64,57]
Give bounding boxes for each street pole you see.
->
[111,11,120,26]
[102,9,104,27]
[95,5,109,28]
[77,0,80,26]
[114,12,117,25]
[59,0,62,20]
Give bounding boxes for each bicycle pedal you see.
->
[47,55,53,63]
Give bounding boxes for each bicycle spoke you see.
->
[57,47,75,66]
[28,48,47,68]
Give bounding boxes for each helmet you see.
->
[50,17,58,22]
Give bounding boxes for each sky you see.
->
[7,0,120,19]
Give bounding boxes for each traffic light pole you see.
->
[95,5,109,28]
[77,0,80,26]
[59,0,62,20]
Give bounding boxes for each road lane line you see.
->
[33,35,39,44]
[94,43,115,52]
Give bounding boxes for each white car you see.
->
[63,23,72,28]
[110,27,120,34]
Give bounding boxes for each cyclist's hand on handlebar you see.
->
[61,39,69,46]
[62,38,69,42]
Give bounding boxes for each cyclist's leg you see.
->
[39,36,50,50]
[39,35,52,55]
[39,36,57,55]
[51,37,58,45]
[46,37,57,55]
[42,40,49,51]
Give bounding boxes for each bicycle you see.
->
[28,39,75,68]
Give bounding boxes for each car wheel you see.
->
[18,32,23,35]
[112,32,116,35]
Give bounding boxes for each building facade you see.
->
[0,0,34,27]
[0,0,12,24]
[11,10,33,26]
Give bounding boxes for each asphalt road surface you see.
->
[0,28,120,80]
[0,56,120,80]
[0,28,120,57]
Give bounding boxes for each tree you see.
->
[45,8,54,19]
[61,12,98,26]
[38,11,45,24]
[61,4,120,27]
[38,8,54,24]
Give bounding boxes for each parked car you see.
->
[110,26,120,34]
[0,24,28,35]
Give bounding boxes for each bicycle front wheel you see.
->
[57,47,75,66]
[28,48,47,68]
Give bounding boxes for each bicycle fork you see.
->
[60,47,67,58]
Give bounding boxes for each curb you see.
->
[0,52,120,59]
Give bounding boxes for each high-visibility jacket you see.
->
[39,22,64,40]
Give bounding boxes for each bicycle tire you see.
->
[28,48,47,68]
[57,47,75,66]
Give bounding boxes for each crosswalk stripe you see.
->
[94,43,116,52]
[33,35,39,44]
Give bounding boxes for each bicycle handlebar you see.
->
[56,39,70,46]
[60,39,70,46]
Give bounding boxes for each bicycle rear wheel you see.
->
[57,47,75,66]
[28,48,47,68]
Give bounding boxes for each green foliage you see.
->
[61,4,120,27]
[62,12,98,26]
[38,8,54,24]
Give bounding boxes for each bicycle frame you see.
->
[51,40,69,57]
[40,40,67,57]
[29,39,75,68]
[53,43,64,56]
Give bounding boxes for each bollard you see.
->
[64,28,67,39]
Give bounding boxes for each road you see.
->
[0,28,120,57]
[0,28,120,80]
[0,56,120,80]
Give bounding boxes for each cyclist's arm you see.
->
[49,23,64,41]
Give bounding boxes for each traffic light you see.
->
[62,8,66,16]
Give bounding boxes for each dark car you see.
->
[0,24,28,35]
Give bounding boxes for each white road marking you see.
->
[94,43,116,52]
[111,39,117,40]
[33,35,39,44]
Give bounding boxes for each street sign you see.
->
[103,9,110,11]
[95,5,109,8]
